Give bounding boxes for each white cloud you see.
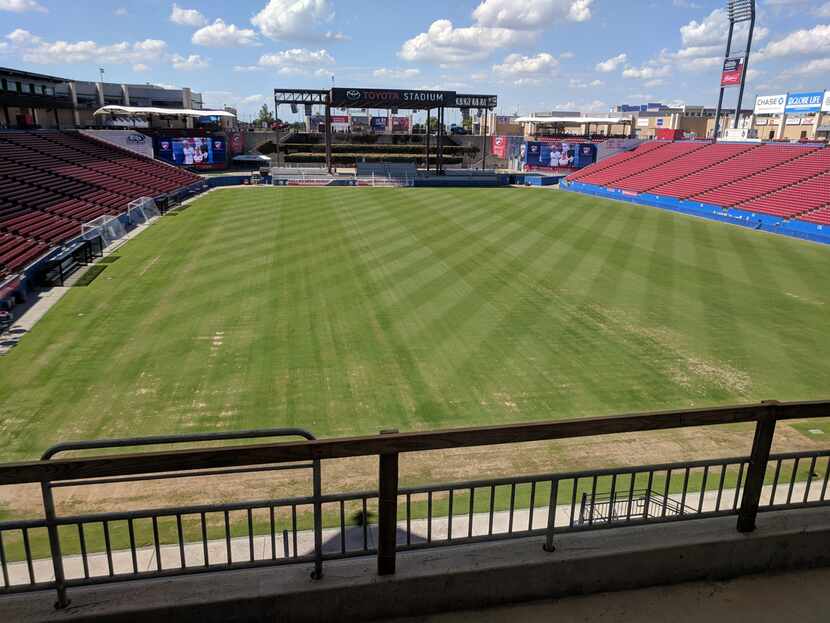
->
[552,99,606,112]
[817,3,830,17]
[0,0,46,13]
[676,55,721,71]
[679,8,767,49]
[472,0,593,29]
[170,3,207,27]
[6,30,169,65]
[513,78,543,87]
[252,0,340,41]
[258,47,334,67]
[114,7,128,16]
[569,78,603,88]
[595,52,626,72]
[373,67,421,79]
[234,65,265,72]
[673,44,721,59]
[6,28,40,45]
[132,63,149,72]
[399,19,523,64]
[792,57,830,74]
[622,64,672,80]
[680,9,731,47]
[203,91,267,113]
[493,52,559,76]
[256,48,333,76]
[192,19,259,47]
[758,24,830,59]
[171,53,209,70]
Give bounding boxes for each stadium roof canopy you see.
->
[515,116,632,125]
[94,105,236,118]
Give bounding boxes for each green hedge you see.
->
[284,153,464,165]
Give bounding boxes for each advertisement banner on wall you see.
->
[491,135,507,158]
[80,130,154,159]
[754,94,787,115]
[785,92,825,114]
[392,117,410,132]
[371,117,387,132]
[228,132,244,156]
[822,91,830,113]
[720,58,744,87]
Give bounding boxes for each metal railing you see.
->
[0,400,827,608]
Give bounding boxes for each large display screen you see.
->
[156,137,227,169]
[521,141,597,172]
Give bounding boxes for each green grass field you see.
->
[1,187,829,463]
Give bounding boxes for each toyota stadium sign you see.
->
[329,88,497,110]
[754,94,787,115]
[330,88,454,109]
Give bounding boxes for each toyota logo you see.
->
[346,90,361,101]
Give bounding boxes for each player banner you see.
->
[720,58,744,88]
[491,135,507,159]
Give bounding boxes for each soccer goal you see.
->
[81,215,127,248]
[126,197,161,225]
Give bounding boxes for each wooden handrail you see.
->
[0,400,827,486]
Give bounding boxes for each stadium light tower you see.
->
[712,0,756,141]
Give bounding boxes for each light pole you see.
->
[712,0,756,141]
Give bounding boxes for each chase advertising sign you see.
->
[754,94,786,115]
[784,91,824,114]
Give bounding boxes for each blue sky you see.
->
[1,0,828,123]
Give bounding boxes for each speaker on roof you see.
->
[290,103,298,114]
[304,104,312,116]
[391,108,398,115]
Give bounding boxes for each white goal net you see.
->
[127,197,161,225]
[81,215,127,247]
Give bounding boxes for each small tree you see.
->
[256,104,275,126]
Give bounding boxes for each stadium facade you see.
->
[0,66,205,131]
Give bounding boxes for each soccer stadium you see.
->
[0,1,829,621]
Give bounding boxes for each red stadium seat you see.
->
[0,130,202,278]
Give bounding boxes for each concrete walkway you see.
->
[387,567,830,623]
[3,479,825,587]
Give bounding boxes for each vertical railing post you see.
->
[543,479,558,552]
[311,456,324,579]
[737,401,778,533]
[41,481,70,609]
[377,429,399,576]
